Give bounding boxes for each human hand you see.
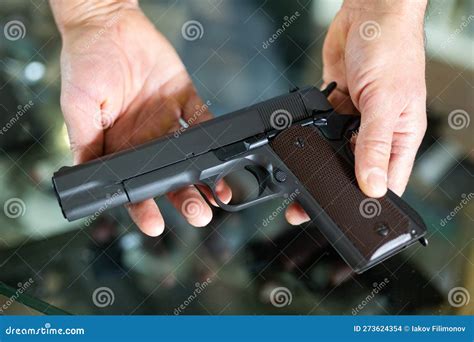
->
[286,0,427,224]
[51,0,231,236]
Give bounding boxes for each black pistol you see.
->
[52,83,427,273]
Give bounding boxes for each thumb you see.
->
[354,93,397,198]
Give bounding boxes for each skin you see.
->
[50,0,427,234]
[286,0,427,224]
[50,0,232,236]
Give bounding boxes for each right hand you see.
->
[285,0,427,225]
[52,0,231,236]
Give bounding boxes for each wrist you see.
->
[50,0,139,34]
[342,0,427,20]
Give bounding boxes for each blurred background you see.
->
[0,0,472,315]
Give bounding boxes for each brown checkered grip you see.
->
[269,124,425,271]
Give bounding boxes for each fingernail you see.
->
[154,225,165,237]
[366,168,387,197]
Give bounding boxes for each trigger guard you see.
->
[200,166,283,212]
[200,176,226,208]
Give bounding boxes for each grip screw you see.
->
[374,222,389,237]
[274,169,287,183]
[295,137,305,148]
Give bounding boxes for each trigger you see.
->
[244,165,268,196]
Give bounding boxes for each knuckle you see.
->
[357,137,392,160]
[355,81,379,111]
[390,143,416,158]
[418,115,428,136]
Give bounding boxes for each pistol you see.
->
[52,83,427,273]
